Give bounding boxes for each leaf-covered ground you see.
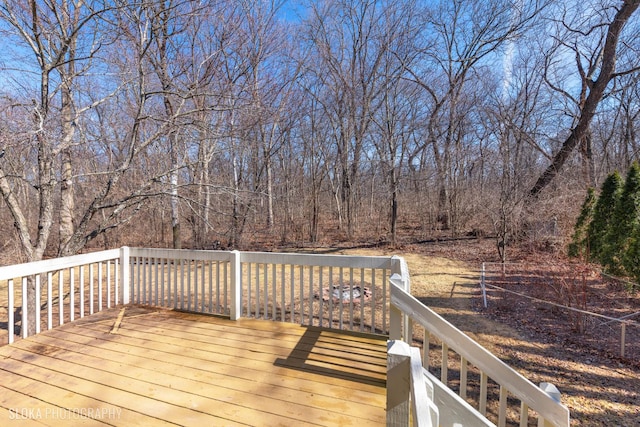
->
[340,239,639,426]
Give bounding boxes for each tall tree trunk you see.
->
[390,167,398,247]
[264,142,274,229]
[231,149,241,248]
[432,140,450,230]
[195,141,211,249]
[580,129,596,189]
[59,21,77,256]
[170,131,181,249]
[59,78,76,256]
[310,183,319,243]
[60,147,75,255]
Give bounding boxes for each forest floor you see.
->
[328,238,639,427]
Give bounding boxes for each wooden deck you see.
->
[0,306,387,426]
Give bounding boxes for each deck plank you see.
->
[102,320,387,384]
[126,314,386,360]
[0,365,179,426]
[75,314,386,390]
[0,307,387,426]
[0,386,81,426]
[26,330,384,405]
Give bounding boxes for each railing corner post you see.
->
[387,339,411,426]
[390,256,411,344]
[120,246,130,305]
[391,256,409,290]
[230,250,241,320]
[389,280,402,341]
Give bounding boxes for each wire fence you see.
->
[480,262,639,360]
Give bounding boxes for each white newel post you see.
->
[538,383,564,427]
[391,256,411,343]
[389,274,403,341]
[387,339,411,426]
[120,246,130,305]
[230,250,241,320]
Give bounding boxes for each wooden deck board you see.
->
[0,306,387,426]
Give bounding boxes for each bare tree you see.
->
[368,1,419,246]
[141,0,203,249]
[595,72,640,173]
[0,0,133,335]
[483,59,551,260]
[302,0,400,239]
[531,0,640,197]
[0,0,112,260]
[402,0,546,233]
[239,0,300,238]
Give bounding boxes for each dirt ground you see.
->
[337,240,639,427]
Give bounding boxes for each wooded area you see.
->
[1,0,640,265]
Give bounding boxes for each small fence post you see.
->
[35,275,41,334]
[621,322,626,358]
[481,262,487,308]
[230,250,241,320]
[120,246,130,305]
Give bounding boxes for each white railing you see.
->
[128,248,397,333]
[389,273,571,427]
[1,246,571,427]
[127,248,233,317]
[0,248,127,344]
[2,247,399,344]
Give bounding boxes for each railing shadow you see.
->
[0,306,21,338]
[273,326,386,388]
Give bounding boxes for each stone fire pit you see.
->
[315,284,372,305]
